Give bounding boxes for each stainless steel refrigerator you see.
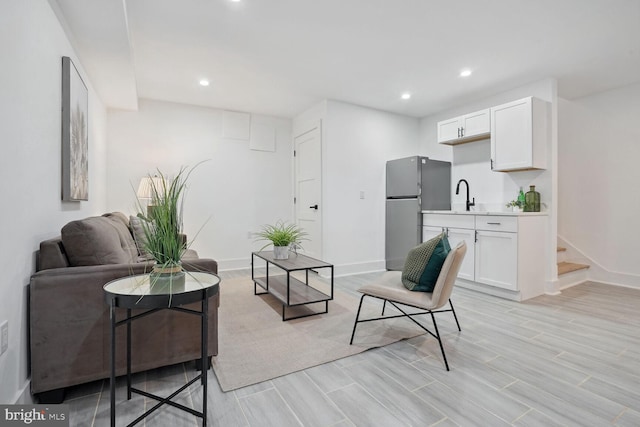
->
[385,156,451,270]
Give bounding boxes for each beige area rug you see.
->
[211,276,425,391]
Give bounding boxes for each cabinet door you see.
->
[461,109,490,139]
[423,225,445,242]
[491,97,533,171]
[445,227,475,281]
[437,117,461,144]
[475,230,518,290]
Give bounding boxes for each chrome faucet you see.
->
[455,179,475,211]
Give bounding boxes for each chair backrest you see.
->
[430,241,467,309]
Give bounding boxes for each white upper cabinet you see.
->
[437,109,490,145]
[490,97,548,172]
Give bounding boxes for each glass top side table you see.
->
[104,271,220,427]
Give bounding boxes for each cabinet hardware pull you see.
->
[474,230,478,242]
[460,126,464,137]
[487,222,501,225]
[457,127,460,138]
[309,204,319,210]
[446,227,450,237]
[490,159,494,170]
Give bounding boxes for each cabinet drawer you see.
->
[423,214,474,229]
[475,216,518,232]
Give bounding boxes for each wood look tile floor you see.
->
[64,271,640,426]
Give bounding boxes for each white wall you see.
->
[558,83,640,288]
[294,100,420,275]
[106,99,293,270]
[0,1,108,403]
[418,79,559,291]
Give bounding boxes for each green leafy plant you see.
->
[137,164,200,269]
[255,221,307,251]
[506,200,523,209]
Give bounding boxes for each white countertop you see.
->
[422,210,548,216]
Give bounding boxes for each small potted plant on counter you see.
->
[256,221,307,260]
[506,200,523,212]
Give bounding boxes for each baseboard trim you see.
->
[332,260,386,278]
[217,257,251,272]
[13,380,33,404]
[455,279,524,301]
[219,257,386,279]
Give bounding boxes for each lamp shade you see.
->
[136,175,165,200]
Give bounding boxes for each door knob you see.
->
[309,204,319,210]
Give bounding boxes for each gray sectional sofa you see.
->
[29,212,219,403]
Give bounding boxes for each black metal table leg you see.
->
[127,308,131,400]
[202,292,208,426]
[110,300,116,427]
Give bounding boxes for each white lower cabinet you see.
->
[423,213,547,301]
[423,226,475,281]
[474,230,518,291]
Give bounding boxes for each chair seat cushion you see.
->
[402,233,451,292]
[359,271,438,310]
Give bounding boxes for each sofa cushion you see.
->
[129,215,154,259]
[61,215,138,266]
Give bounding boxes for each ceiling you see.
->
[52,0,640,118]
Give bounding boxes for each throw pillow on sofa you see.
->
[61,214,138,266]
[129,215,155,260]
[401,232,451,292]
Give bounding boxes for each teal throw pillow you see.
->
[401,233,444,291]
[416,234,451,292]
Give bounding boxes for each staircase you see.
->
[557,245,589,288]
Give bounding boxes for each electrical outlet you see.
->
[360,191,365,199]
[0,321,8,355]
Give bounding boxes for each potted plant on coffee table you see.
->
[256,221,307,260]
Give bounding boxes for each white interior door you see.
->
[294,121,322,259]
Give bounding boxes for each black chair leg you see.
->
[449,299,461,332]
[430,311,449,371]
[349,294,366,345]
[381,300,387,316]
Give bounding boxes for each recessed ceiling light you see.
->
[199,79,210,87]
[230,0,241,2]
[460,69,472,77]
[401,92,411,100]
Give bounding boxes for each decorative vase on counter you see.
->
[524,185,540,212]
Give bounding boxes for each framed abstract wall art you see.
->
[61,56,88,201]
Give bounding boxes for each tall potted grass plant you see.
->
[137,165,199,292]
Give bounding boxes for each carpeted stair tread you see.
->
[557,246,567,252]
